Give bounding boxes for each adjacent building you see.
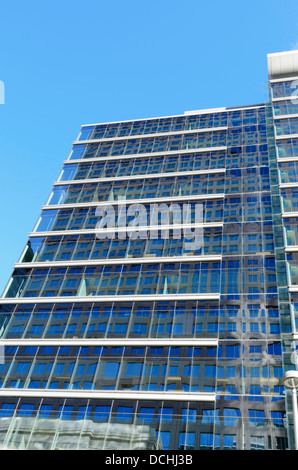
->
[0,50,297,450]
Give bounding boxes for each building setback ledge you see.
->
[268,50,298,79]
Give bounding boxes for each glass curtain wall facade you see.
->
[0,50,297,450]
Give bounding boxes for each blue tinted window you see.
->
[94,405,110,421]
[39,405,52,418]
[205,365,216,377]
[78,126,94,141]
[0,404,15,417]
[116,406,133,421]
[103,362,120,378]
[139,407,155,422]
[16,362,31,374]
[18,404,35,417]
[57,405,73,420]
[126,363,143,376]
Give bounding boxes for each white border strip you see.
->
[0,338,218,347]
[274,113,298,120]
[29,222,223,238]
[282,212,298,218]
[280,182,298,188]
[288,286,298,293]
[0,388,216,402]
[185,104,264,114]
[270,76,298,84]
[285,246,298,252]
[275,133,298,140]
[0,294,220,304]
[272,96,298,102]
[277,157,298,163]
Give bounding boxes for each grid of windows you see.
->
[5,261,222,298]
[0,73,294,449]
[0,299,282,341]
[0,345,220,392]
[33,200,224,233]
[271,81,297,99]
[48,173,226,206]
[20,228,223,263]
[0,396,287,450]
[69,126,267,161]
[77,108,265,142]
[59,152,226,181]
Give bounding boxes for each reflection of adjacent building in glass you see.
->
[2,49,298,450]
[0,419,160,450]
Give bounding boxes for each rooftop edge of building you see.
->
[80,103,266,130]
[184,103,265,115]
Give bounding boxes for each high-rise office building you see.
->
[0,50,298,451]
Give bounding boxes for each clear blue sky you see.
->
[0,0,298,294]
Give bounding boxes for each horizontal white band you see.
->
[274,113,298,120]
[275,133,298,140]
[272,96,298,102]
[277,157,298,163]
[288,286,298,292]
[29,222,223,238]
[0,294,220,304]
[282,212,298,218]
[270,76,298,84]
[285,246,298,252]
[0,388,216,402]
[0,338,218,347]
[280,182,298,188]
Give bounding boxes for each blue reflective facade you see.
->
[0,51,298,450]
